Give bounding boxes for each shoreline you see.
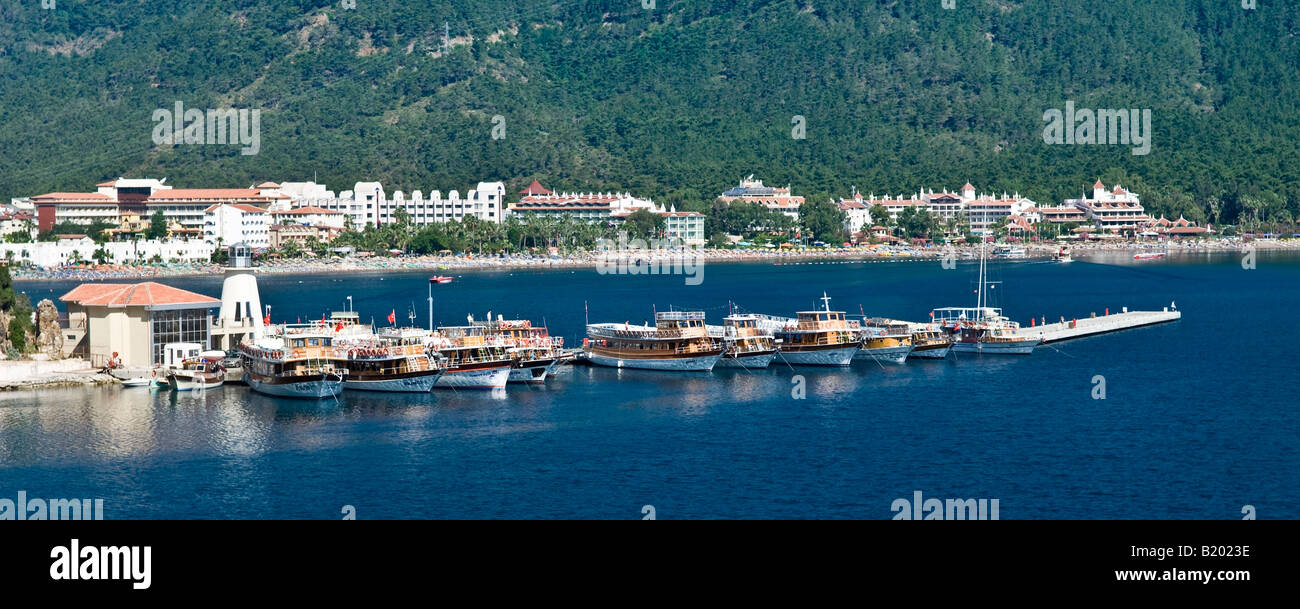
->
[12,239,1296,283]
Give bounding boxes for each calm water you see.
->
[4,252,1297,519]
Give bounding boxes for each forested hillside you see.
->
[2,0,1299,227]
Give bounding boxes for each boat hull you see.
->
[776,344,859,366]
[715,349,779,369]
[952,339,1038,355]
[246,373,343,398]
[434,364,511,389]
[586,349,723,371]
[343,370,442,392]
[167,371,224,391]
[908,344,952,359]
[508,358,560,384]
[854,344,913,364]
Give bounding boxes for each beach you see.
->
[11,238,1295,282]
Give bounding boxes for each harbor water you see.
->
[3,251,1297,518]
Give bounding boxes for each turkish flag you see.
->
[387,310,396,324]
[263,314,271,325]
[335,321,344,332]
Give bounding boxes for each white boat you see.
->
[585,311,727,371]
[337,328,444,393]
[239,326,347,398]
[473,318,566,384]
[756,294,860,366]
[166,352,227,391]
[993,245,1027,259]
[1054,246,1073,263]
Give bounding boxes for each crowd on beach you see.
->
[10,237,1295,282]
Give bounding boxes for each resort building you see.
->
[277,181,506,227]
[31,178,287,233]
[269,206,344,229]
[203,204,271,249]
[834,195,873,234]
[508,180,663,223]
[268,223,343,249]
[717,176,804,220]
[1035,205,1089,225]
[59,282,219,368]
[660,210,706,246]
[835,182,1036,234]
[1066,180,1150,233]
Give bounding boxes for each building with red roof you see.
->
[60,282,219,368]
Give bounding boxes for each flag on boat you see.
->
[388,310,396,324]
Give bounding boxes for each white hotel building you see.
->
[276,181,506,227]
[1065,180,1149,233]
[836,183,1036,235]
[203,203,270,249]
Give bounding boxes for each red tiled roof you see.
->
[60,282,218,308]
[1094,179,1106,189]
[32,192,114,201]
[56,234,89,239]
[256,182,281,188]
[519,179,552,196]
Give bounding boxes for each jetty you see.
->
[1025,307,1181,344]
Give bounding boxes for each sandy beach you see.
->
[11,238,1295,283]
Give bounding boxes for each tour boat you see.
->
[239,326,347,398]
[855,318,915,364]
[1054,246,1073,263]
[430,275,454,284]
[1133,252,1166,260]
[930,242,1039,355]
[755,294,860,366]
[585,311,727,371]
[907,326,954,360]
[993,246,1027,259]
[166,352,227,391]
[336,328,444,392]
[427,325,513,389]
[473,317,566,384]
[707,314,778,369]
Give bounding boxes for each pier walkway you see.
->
[1025,308,1181,344]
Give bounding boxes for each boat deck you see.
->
[1026,309,1181,344]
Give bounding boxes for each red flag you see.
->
[335,321,344,332]
[264,313,271,325]
[387,310,396,324]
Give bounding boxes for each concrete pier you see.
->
[1025,308,1181,344]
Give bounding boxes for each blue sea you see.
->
[3,251,1297,519]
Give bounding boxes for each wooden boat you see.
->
[585,311,726,371]
[428,325,513,389]
[336,328,444,392]
[855,318,914,364]
[707,314,778,369]
[930,243,1039,355]
[756,293,860,366]
[239,326,347,398]
[430,275,454,284]
[908,326,953,360]
[473,317,565,384]
[1133,252,1166,260]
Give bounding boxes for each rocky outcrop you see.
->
[36,299,62,359]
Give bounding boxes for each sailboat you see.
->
[929,241,1039,355]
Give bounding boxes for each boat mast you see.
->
[820,292,832,312]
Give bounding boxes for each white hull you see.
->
[247,376,343,398]
[508,359,562,384]
[908,345,952,360]
[343,373,441,393]
[435,365,511,389]
[715,350,778,369]
[854,344,912,364]
[952,340,1038,355]
[586,350,723,371]
[777,345,859,366]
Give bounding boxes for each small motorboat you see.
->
[120,378,153,388]
[1053,247,1072,263]
[430,275,454,284]
[1133,252,1166,260]
[166,353,226,391]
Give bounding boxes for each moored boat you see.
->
[473,317,566,384]
[585,311,726,371]
[930,241,1039,355]
[166,351,227,391]
[336,328,444,392]
[239,326,347,398]
[1133,252,1166,260]
[707,314,778,368]
[428,325,513,389]
[908,325,953,360]
[855,318,914,364]
[756,293,860,366]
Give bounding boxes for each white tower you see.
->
[217,243,263,348]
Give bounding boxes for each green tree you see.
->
[623,209,664,240]
[146,211,167,240]
[798,199,847,243]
